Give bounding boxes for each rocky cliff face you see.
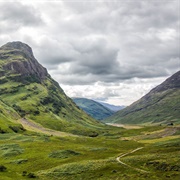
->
[0,41,48,80]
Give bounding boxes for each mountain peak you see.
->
[150,71,180,93]
[0,41,48,81]
[1,41,34,60]
[2,41,31,50]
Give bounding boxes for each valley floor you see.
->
[0,125,179,180]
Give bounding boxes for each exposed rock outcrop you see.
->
[0,41,48,80]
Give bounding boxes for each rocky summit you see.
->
[0,41,48,80]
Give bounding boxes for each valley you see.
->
[0,125,179,180]
[0,42,179,180]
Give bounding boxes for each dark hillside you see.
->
[73,98,114,120]
[105,71,180,125]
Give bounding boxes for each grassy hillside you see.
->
[73,98,114,120]
[0,42,105,136]
[0,100,25,134]
[105,71,180,125]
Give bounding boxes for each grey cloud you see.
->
[63,0,97,14]
[77,49,119,75]
[0,0,179,104]
[62,0,179,36]
[35,37,120,77]
[34,39,80,66]
[55,61,172,86]
[113,1,178,31]
[0,2,43,33]
[55,74,96,85]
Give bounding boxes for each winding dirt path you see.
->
[116,147,150,173]
[19,118,76,137]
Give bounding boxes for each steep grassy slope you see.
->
[0,42,104,136]
[73,98,114,120]
[0,100,25,133]
[105,71,180,125]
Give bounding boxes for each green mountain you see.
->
[105,71,180,125]
[73,98,114,120]
[0,41,104,136]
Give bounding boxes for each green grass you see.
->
[0,76,105,136]
[0,144,24,157]
[48,150,81,159]
[106,89,180,125]
[0,125,179,180]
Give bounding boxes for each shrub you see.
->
[12,104,26,117]
[0,165,7,172]
[9,125,25,133]
[11,159,28,164]
[22,171,37,178]
[33,110,40,115]
[22,171,27,176]
[0,78,7,84]
[9,126,19,133]
[20,94,31,100]
[88,132,99,137]
[49,149,80,159]
[27,172,36,178]
[0,128,6,134]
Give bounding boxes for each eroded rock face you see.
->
[150,71,180,93]
[1,41,35,61]
[3,60,48,80]
[0,41,48,80]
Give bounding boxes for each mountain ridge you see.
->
[73,98,114,120]
[105,71,180,125]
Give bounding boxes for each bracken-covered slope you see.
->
[0,41,104,135]
[105,71,180,125]
[73,98,114,120]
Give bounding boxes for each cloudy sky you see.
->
[0,0,179,106]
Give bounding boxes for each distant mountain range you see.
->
[96,101,125,112]
[73,98,114,120]
[105,71,180,125]
[0,41,104,136]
